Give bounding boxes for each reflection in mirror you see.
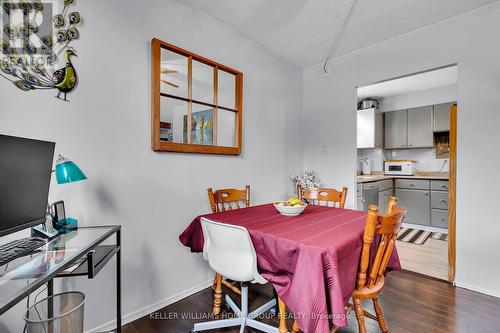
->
[160,49,188,98]
[218,70,236,110]
[190,103,214,145]
[160,96,188,143]
[218,109,236,147]
[192,60,214,103]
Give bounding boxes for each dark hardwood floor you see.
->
[122,271,500,333]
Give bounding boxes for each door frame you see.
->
[448,103,457,282]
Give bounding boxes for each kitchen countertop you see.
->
[357,172,449,183]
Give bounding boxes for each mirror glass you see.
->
[160,96,189,143]
[160,49,188,98]
[192,60,214,103]
[218,70,236,110]
[217,109,236,147]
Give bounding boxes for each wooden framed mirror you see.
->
[151,38,243,155]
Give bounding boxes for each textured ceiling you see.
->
[184,0,499,68]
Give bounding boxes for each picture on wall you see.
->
[183,109,214,145]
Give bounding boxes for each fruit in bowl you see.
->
[273,197,307,216]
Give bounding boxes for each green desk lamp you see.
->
[54,154,87,231]
[55,154,87,184]
[33,154,87,237]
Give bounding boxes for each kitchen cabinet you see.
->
[431,191,449,210]
[384,110,407,149]
[407,106,434,148]
[357,180,393,212]
[431,209,448,228]
[431,179,449,191]
[357,196,364,211]
[395,188,431,226]
[430,180,449,228]
[357,108,383,148]
[394,179,448,229]
[378,189,392,213]
[376,179,394,213]
[384,106,434,149]
[395,179,430,190]
[377,179,393,192]
[356,183,364,211]
[433,103,453,132]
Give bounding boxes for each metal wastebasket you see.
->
[24,291,85,333]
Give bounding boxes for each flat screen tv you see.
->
[0,134,55,237]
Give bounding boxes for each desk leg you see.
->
[47,279,54,333]
[213,273,222,316]
[116,229,122,333]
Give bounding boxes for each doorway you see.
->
[355,65,457,282]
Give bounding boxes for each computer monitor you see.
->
[0,135,55,237]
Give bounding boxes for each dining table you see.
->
[179,203,400,333]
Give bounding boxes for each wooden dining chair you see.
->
[206,185,250,315]
[350,196,407,333]
[208,185,250,213]
[282,197,406,333]
[298,186,348,208]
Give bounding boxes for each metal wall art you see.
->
[0,0,82,101]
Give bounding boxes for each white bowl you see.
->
[273,202,307,216]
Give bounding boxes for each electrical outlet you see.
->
[322,144,328,154]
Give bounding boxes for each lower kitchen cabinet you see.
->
[356,183,364,211]
[431,209,448,228]
[357,196,364,211]
[378,188,392,214]
[431,191,448,210]
[395,188,431,225]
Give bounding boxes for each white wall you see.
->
[378,84,457,112]
[303,2,500,297]
[0,0,302,331]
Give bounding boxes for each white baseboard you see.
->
[85,279,213,333]
[455,280,500,299]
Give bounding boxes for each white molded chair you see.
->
[191,218,279,333]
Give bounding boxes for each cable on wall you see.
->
[323,0,359,75]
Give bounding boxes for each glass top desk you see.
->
[0,226,121,332]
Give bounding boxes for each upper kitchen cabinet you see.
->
[433,103,453,132]
[407,106,434,148]
[357,108,383,149]
[384,110,407,149]
[384,107,434,149]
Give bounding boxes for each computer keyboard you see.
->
[0,237,46,267]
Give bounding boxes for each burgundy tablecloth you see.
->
[179,204,400,333]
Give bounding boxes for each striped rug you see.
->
[397,227,432,245]
[430,232,449,241]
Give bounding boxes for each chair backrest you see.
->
[356,196,407,290]
[207,185,250,213]
[200,218,266,283]
[298,186,348,208]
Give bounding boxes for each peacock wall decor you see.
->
[0,0,82,101]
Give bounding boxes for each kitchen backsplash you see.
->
[358,148,385,172]
[358,148,449,173]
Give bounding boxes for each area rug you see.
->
[397,227,432,245]
[430,232,449,241]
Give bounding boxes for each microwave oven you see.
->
[384,160,416,175]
